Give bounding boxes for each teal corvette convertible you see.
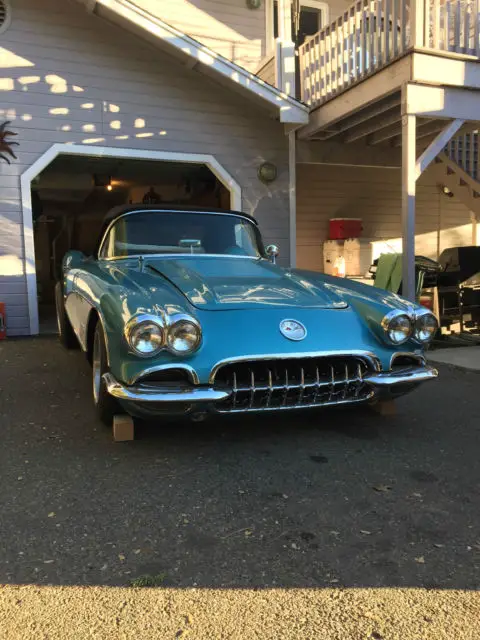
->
[56,204,438,440]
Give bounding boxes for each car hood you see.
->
[137,256,348,311]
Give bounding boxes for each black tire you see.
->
[92,322,119,426]
[55,282,78,349]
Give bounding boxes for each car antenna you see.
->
[138,255,145,272]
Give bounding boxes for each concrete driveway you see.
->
[0,337,479,639]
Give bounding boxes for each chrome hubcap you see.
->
[92,331,101,405]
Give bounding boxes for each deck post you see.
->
[410,0,426,48]
[288,130,296,268]
[402,113,417,302]
[277,0,295,96]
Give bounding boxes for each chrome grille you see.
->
[212,356,374,413]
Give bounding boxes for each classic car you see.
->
[56,204,439,441]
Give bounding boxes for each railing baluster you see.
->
[361,0,368,74]
[465,0,471,53]
[475,0,480,55]
[433,0,441,49]
[319,32,326,99]
[392,0,398,56]
[455,0,461,51]
[340,13,346,88]
[385,0,391,61]
[332,22,338,93]
[424,0,431,48]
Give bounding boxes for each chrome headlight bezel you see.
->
[414,308,439,343]
[124,314,166,358]
[381,309,414,345]
[166,314,202,355]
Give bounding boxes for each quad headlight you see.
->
[125,313,202,357]
[167,316,202,355]
[382,308,439,345]
[125,315,165,357]
[414,309,439,343]
[381,310,413,345]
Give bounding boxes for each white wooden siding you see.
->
[297,164,475,272]
[130,0,266,71]
[0,0,288,335]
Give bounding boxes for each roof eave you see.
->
[76,0,309,125]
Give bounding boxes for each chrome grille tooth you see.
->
[282,367,289,406]
[355,362,363,399]
[249,369,255,409]
[328,365,335,402]
[298,367,305,405]
[312,366,320,405]
[343,363,349,399]
[232,371,238,410]
[266,369,273,408]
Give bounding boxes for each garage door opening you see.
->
[30,153,232,333]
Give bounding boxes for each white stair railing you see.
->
[445,131,479,182]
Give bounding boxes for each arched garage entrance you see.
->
[20,144,242,335]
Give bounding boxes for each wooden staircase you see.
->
[435,132,480,217]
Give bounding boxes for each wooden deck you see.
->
[299,0,480,108]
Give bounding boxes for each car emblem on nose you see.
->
[279,319,307,341]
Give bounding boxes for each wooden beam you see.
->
[368,123,404,145]
[412,52,480,92]
[415,119,465,180]
[402,114,417,302]
[404,83,480,121]
[344,109,401,143]
[297,56,411,139]
[318,95,402,140]
[296,140,401,167]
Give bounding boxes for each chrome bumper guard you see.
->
[103,365,438,405]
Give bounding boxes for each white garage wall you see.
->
[297,163,475,272]
[0,0,289,335]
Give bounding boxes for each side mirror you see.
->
[266,244,279,264]
[63,250,86,271]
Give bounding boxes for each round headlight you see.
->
[415,311,438,343]
[167,318,202,355]
[128,320,165,356]
[382,311,413,345]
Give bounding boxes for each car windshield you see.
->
[100,211,265,259]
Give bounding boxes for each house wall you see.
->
[130,0,266,71]
[0,0,289,335]
[297,163,475,272]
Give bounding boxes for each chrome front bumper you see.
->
[103,365,438,407]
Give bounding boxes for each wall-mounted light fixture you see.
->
[439,184,454,198]
[246,0,262,9]
[258,161,277,184]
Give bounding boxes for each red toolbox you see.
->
[329,218,362,240]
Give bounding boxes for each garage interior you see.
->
[32,155,230,333]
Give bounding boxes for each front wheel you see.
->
[92,322,119,426]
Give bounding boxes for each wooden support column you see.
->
[277,0,295,96]
[402,114,417,302]
[288,130,296,267]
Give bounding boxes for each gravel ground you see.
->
[0,337,479,639]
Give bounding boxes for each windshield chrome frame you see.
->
[97,209,263,261]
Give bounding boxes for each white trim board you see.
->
[20,143,242,336]
[76,0,308,124]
